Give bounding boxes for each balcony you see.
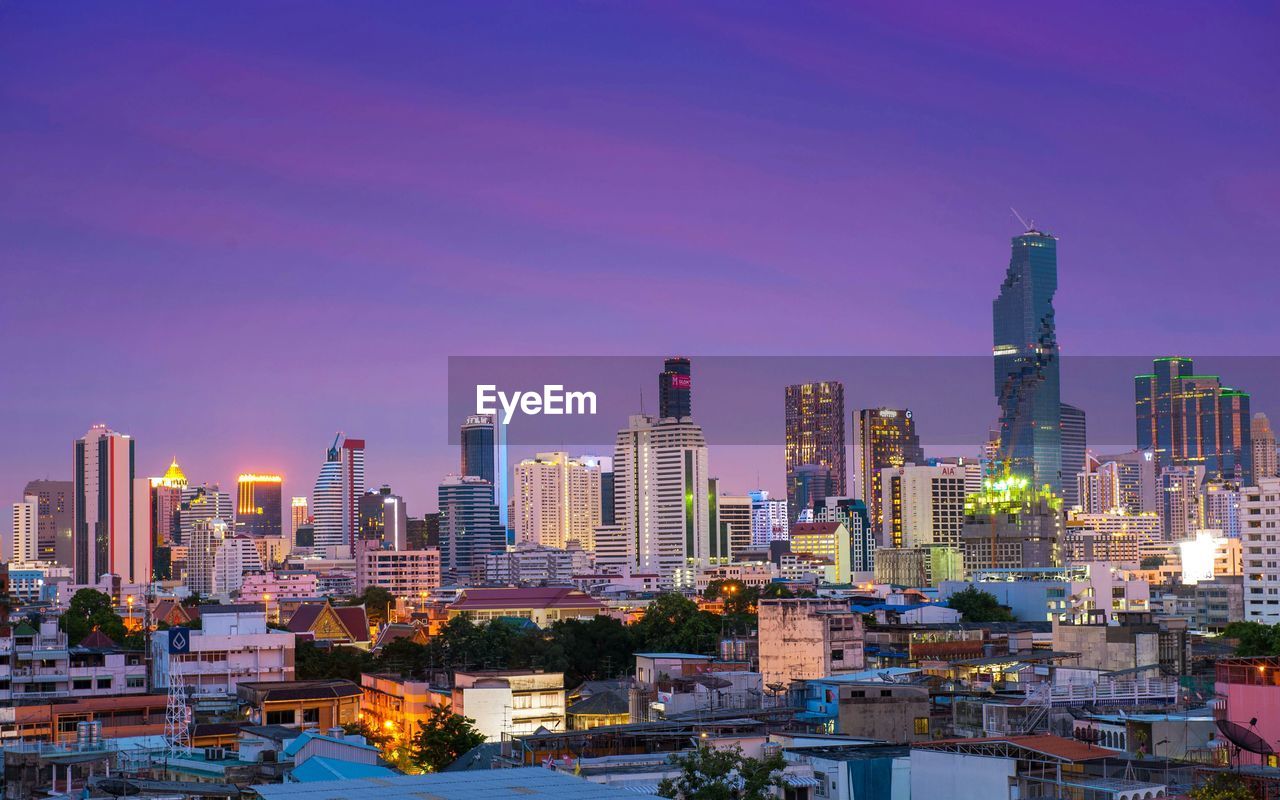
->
[1023,678,1180,707]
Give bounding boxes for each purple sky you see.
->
[2,1,1278,524]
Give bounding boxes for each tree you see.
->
[294,640,373,682]
[1140,555,1165,570]
[632,593,720,655]
[657,745,785,799]
[1187,772,1257,800]
[947,587,1015,623]
[59,589,127,645]
[348,586,395,628]
[409,706,486,773]
[1221,621,1280,656]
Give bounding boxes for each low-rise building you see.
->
[0,620,147,703]
[1052,610,1188,677]
[284,601,371,647]
[483,540,594,585]
[356,546,441,597]
[359,673,446,744]
[939,564,1149,623]
[452,670,566,741]
[151,604,295,707]
[758,598,865,685]
[447,587,605,627]
[237,679,362,729]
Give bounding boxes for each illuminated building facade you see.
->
[961,476,1063,570]
[748,489,788,548]
[358,485,408,550]
[236,474,283,538]
[784,381,847,522]
[513,452,602,550]
[178,483,233,545]
[880,464,966,555]
[855,408,924,532]
[11,495,37,563]
[1160,465,1204,542]
[438,474,504,582]
[992,227,1062,495]
[290,496,308,544]
[312,434,365,556]
[658,356,692,420]
[1243,478,1280,623]
[1135,356,1253,483]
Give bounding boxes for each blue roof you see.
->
[254,767,663,798]
[289,757,397,782]
[282,731,379,758]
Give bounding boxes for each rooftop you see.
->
[250,766,662,799]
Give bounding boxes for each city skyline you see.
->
[3,4,1279,527]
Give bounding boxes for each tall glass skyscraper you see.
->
[1059,403,1086,509]
[1135,356,1252,483]
[784,381,847,522]
[658,357,692,420]
[992,227,1062,494]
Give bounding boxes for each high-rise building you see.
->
[187,517,229,596]
[1160,465,1205,542]
[784,382,847,522]
[406,513,439,550]
[236,474,283,538]
[178,484,234,545]
[815,497,875,574]
[880,464,966,551]
[1077,454,1121,515]
[513,452,602,550]
[213,535,264,597]
[788,464,833,524]
[1136,357,1253,483]
[748,489,788,549]
[1094,450,1159,514]
[74,424,145,584]
[290,497,308,545]
[1059,404,1086,509]
[145,460,186,552]
[961,476,1063,570]
[312,434,365,556]
[11,496,37,563]
[993,226,1062,495]
[613,414,712,587]
[460,414,506,530]
[1204,480,1242,539]
[22,479,73,566]
[358,485,408,550]
[438,475,504,583]
[854,408,924,532]
[1243,479,1280,622]
[1253,413,1278,480]
[716,493,753,559]
[658,357,692,420]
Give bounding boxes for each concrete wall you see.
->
[910,749,1015,800]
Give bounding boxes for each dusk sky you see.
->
[3,2,1278,523]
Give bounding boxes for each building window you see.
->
[302,708,320,725]
[266,710,293,725]
[96,678,112,690]
[914,717,930,735]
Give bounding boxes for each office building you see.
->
[1136,357,1253,483]
[236,474,283,538]
[657,356,691,420]
[855,408,924,532]
[716,493,753,558]
[178,484,234,545]
[73,424,144,585]
[789,522,851,583]
[514,452,602,550]
[1064,511,1162,563]
[289,496,308,545]
[1093,449,1159,514]
[312,434,365,555]
[784,381,847,521]
[151,605,294,701]
[358,485,408,550]
[484,540,592,585]
[1243,479,1280,623]
[1160,465,1204,541]
[406,513,438,550]
[880,463,966,551]
[1059,403,1086,509]
[461,414,507,531]
[961,476,1063,570]
[438,474,504,582]
[144,460,185,552]
[612,414,713,586]
[11,495,37,563]
[213,535,265,596]
[23,479,74,566]
[992,226,1062,494]
[748,489,788,548]
[1254,413,1277,479]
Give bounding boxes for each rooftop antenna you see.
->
[1011,207,1034,233]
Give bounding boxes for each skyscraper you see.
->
[1059,404,1086,509]
[855,408,924,532]
[1204,480,1241,539]
[290,496,309,545]
[178,484,234,545]
[581,455,614,526]
[513,452,602,550]
[146,460,186,550]
[787,464,833,524]
[460,414,506,530]
[11,496,37,563]
[74,424,145,584]
[23,479,73,566]
[880,464,966,551]
[716,492,753,559]
[784,381,847,522]
[236,474,283,538]
[1094,449,1159,514]
[311,434,365,556]
[613,414,712,586]
[1253,413,1277,480]
[1135,357,1253,483]
[1160,465,1204,541]
[438,474,504,582]
[992,226,1062,494]
[358,485,408,550]
[748,489,789,548]
[814,497,875,574]
[658,356,692,420]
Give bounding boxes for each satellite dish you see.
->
[1216,719,1274,756]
